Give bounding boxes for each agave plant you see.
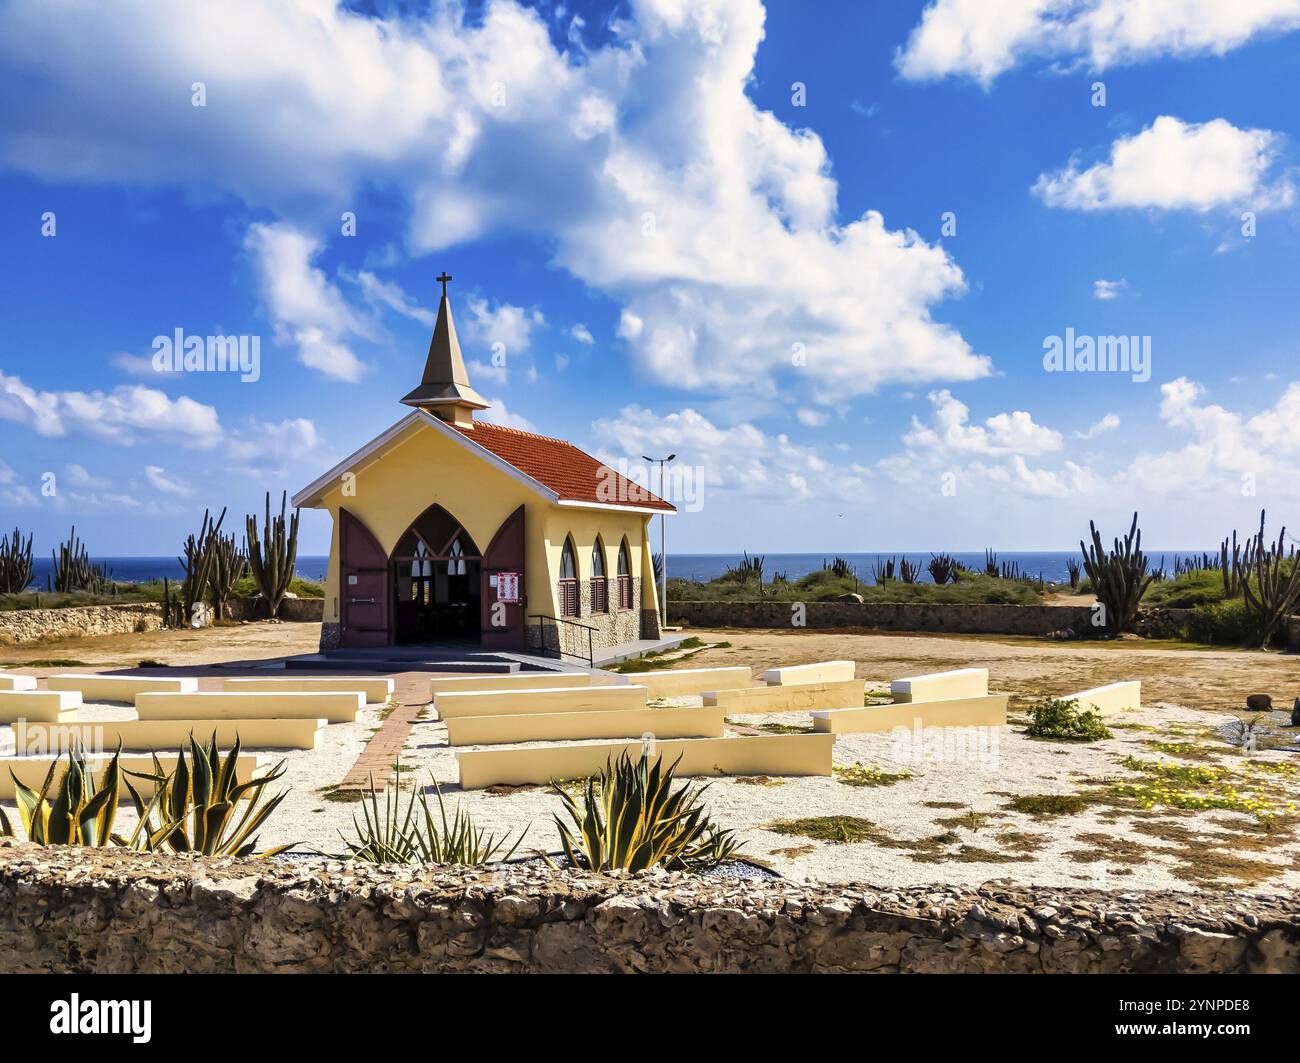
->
[7,744,152,847]
[551,752,743,872]
[125,733,293,857]
[342,765,527,864]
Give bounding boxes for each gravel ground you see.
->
[4,623,1299,893]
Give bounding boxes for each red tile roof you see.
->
[453,421,675,512]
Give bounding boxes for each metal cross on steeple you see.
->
[437,272,453,299]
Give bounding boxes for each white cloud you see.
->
[466,359,510,384]
[344,270,434,326]
[902,390,1063,456]
[569,324,595,345]
[143,465,192,496]
[0,371,222,448]
[881,390,1090,499]
[244,222,369,381]
[229,417,322,470]
[0,0,990,405]
[897,0,1300,85]
[463,298,544,356]
[112,351,181,378]
[480,400,536,432]
[1075,412,1121,439]
[1093,279,1127,301]
[1034,116,1293,213]
[591,404,869,501]
[1119,376,1300,497]
[554,353,571,372]
[64,463,112,490]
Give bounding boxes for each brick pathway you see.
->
[336,672,432,791]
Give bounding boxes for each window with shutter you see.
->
[590,537,608,614]
[558,536,579,618]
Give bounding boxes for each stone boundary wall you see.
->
[0,603,163,645]
[0,599,324,645]
[669,601,1199,637]
[1,842,1296,973]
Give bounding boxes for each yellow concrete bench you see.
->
[46,674,199,703]
[813,694,1008,734]
[0,690,81,724]
[222,676,394,704]
[0,753,270,800]
[890,668,987,704]
[457,733,836,789]
[434,684,647,720]
[15,717,325,753]
[761,660,856,686]
[1062,682,1140,716]
[0,674,37,692]
[445,705,726,747]
[623,667,753,698]
[429,672,593,695]
[137,691,364,724]
[702,680,864,712]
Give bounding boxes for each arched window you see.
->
[558,537,579,617]
[447,536,466,576]
[616,538,633,610]
[590,537,608,614]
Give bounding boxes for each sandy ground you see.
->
[3,621,1299,892]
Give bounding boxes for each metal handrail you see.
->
[528,612,597,667]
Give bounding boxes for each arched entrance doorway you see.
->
[391,504,482,644]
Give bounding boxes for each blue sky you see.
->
[2,0,1299,557]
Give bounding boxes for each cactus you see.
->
[983,549,999,577]
[928,553,960,584]
[206,526,246,621]
[898,557,921,584]
[178,508,225,626]
[48,527,113,594]
[246,491,300,619]
[1240,510,1300,648]
[0,526,34,594]
[1065,557,1081,590]
[1080,512,1155,635]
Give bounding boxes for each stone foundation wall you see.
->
[0,599,324,646]
[669,601,1193,638]
[0,604,163,645]
[1,842,1296,973]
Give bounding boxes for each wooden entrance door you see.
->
[480,505,525,650]
[339,508,390,647]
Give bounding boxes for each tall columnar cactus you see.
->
[1219,529,1254,599]
[48,526,113,594]
[246,491,300,619]
[1240,510,1300,649]
[1080,512,1155,635]
[178,508,225,626]
[0,526,34,594]
[206,526,246,621]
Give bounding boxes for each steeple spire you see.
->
[401,272,490,426]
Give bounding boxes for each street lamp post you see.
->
[642,453,676,627]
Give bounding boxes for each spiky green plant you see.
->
[1240,510,1300,648]
[6,744,158,847]
[0,526,34,594]
[246,491,300,619]
[125,733,293,857]
[1080,512,1155,635]
[341,765,527,864]
[206,525,246,621]
[928,553,960,584]
[551,752,743,872]
[178,508,225,625]
[48,526,113,594]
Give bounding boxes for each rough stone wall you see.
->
[0,599,324,646]
[1,841,1296,974]
[0,604,163,645]
[669,601,1192,637]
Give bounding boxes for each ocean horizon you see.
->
[21,549,1223,591]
